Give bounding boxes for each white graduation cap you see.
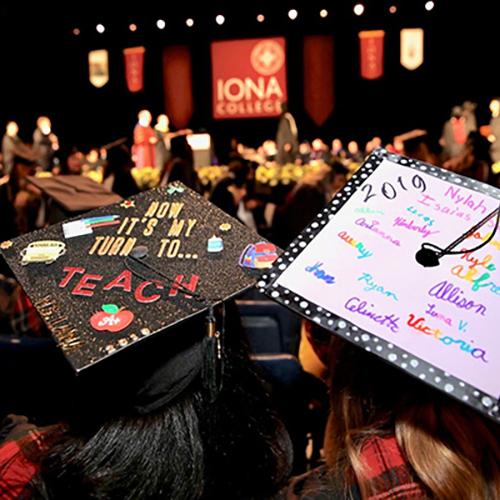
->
[261,148,500,423]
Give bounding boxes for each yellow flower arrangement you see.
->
[131,167,161,190]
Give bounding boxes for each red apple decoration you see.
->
[90,304,134,332]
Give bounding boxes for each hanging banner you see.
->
[88,50,109,88]
[303,35,334,126]
[123,46,145,93]
[400,28,424,70]
[359,30,385,80]
[211,37,287,119]
[162,46,194,129]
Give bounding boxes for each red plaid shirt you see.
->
[281,435,428,499]
[0,440,39,499]
[360,436,428,499]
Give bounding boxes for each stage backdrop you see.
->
[211,37,287,120]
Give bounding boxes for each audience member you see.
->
[161,135,200,192]
[32,117,58,171]
[276,102,299,165]
[102,145,140,199]
[281,332,500,499]
[2,122,33,176]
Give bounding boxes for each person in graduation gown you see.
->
[154,114,171,171]
[276,102,299,165]
[160,135,200,193]
[102,144,140,199]
[133,110,156,169]
[272,163,347,249]
[2,122,33,176]
[279,328,500,499]
[32,116,58,171]
[0,303,292,500]
[154,114,193,172]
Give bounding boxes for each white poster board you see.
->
[262,149,500,422]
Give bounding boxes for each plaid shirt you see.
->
[0,437,40,500]
[281,435,429,499]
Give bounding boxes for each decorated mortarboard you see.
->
[260,148,500,423]
[0,182,278,373]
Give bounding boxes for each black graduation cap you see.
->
[0,182,278,377]
[260,148,500,423]
[26,174,122,223]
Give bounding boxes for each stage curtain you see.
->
[303,35,334,126]
[162,46,194,129]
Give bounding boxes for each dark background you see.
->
[0,0,496,160]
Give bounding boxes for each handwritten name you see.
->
[416,194,472,222]
[406,206,435,226]
[468,231,500,251]
[425,303,452,326]
[355,207,385,215]
[450,265,500,295]
[393,216,439,239]
[358,273,398,301]
[305,262,335,284]
[354,218,401,247]
[345,297,400,333]
[428,280,487,315]
[338,231,373,259]
[460,251,496,271]
[444,186,488,215]
[407,314,487,363]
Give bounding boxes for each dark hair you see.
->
[102,145,134,180]
[228,159,250,188]
[25,305,292,499]
[468,131,491,164]
[169,135,193,165]
[102,145,139,199]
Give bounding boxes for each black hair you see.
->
[102,145,134,180]
[24,303,292,499]
[228,159,250,188]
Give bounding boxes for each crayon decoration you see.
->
[63,215,121,239]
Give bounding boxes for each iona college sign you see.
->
[211,38,288,119]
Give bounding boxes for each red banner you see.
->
[359,31,385,80]
[162,46,194,130]
[211,37,287,119]
[303,35,334,126]
[123,46,145,92]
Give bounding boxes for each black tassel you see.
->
[202,307,223,402]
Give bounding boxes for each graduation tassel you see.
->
[202,306,223,402]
